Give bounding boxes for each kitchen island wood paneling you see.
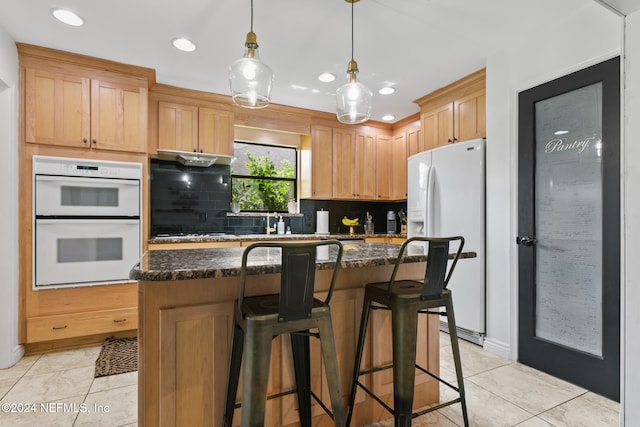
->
[131,243,473,426]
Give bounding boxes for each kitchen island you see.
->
[131,242,475,427]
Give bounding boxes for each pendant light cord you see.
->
[250,0,254,33]
[351,0,354,61]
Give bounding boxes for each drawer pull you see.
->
[52,325,68,330]
[113,318,127,323]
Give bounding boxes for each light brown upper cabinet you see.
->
[355,131,377,200]
[198,107,234,156]
[25,67,148,153]
[332,128,357,199]
[158,102,198,152]
[375,135,392,200]
[300,125,333,199]
[406,127,422,158]
[392,133,407,200]
[415,68,486,152]
[454,89,486,142]
[157,102,234,156]
[332,128,379,200]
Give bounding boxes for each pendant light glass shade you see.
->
[336,59,372,124]
[229,2,274,109]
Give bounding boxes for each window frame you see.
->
[230,141,298,213]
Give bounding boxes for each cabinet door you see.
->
[407,128,422,157]
[199,107,234,156]
[392,133,407,200]
[421,112,437,151]
[375,135,392,200]
[436,102,455,145]
[454,89,486,141]
[90,78,148,152]
[422,102,454,150]
[309,125,333,199]
[158,102,199,152]
[332,128,357,199]
[158,303,234,426]
[24,68,90,148]
[355,132,376,199]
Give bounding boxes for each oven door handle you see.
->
[35,175,140,186]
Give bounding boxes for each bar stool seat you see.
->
[347,236,469,427]
[223,240,346,427]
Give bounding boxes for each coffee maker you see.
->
[386,211,397,234]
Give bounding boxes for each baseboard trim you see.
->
[483,337,512,360]
[23,330,137,356]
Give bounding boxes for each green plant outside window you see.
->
[231,143,296,212]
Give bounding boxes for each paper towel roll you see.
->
[316,245,329,261]
[316,210,329,234]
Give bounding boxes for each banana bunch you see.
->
[342,216,360,226]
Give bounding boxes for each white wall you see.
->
[623,9,640,425]
[0,24,21,368]
[483,1,622,358]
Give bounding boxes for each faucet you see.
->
[265,212,276,235]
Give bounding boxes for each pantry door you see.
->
[517,57,620,401]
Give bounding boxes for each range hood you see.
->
[157,150,234,167]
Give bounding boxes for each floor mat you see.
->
[94,337,138,378]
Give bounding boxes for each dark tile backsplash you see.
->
[149,159,406,236]
[149,160,232,236]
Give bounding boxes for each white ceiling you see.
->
[0,0,609,123]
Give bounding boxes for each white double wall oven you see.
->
[33,156,142,289]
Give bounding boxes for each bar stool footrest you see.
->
[230,387,336,420]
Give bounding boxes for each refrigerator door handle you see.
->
[425,165,435,236]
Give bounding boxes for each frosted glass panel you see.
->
[534,82,603,357]
[57,237,123,263]
[61,186,119,207]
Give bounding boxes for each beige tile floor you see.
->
[0,334,620,427]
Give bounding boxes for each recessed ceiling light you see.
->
[318,72,336,83]
[379,87,395,95]
[172,38,197,52]
[382,114,395,121]
[51,8,84,27]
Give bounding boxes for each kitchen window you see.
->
[231,142,297,212]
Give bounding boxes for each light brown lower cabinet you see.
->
[26,308,137,342]
[138,263,439,427]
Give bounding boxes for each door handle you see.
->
[516,236,537,246]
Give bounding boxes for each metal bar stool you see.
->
[223,240,346,427]
[346,236,469,427]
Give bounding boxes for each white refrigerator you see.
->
[407,138,485,344]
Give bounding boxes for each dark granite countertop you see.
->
[148,233,406,244]
[130,242,476,282]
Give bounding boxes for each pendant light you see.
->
[229,0,274,109]
[336,0,372,124]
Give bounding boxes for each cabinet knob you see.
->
[82,138,88,144]
[92,139,97,145]
[448,138,453,143]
